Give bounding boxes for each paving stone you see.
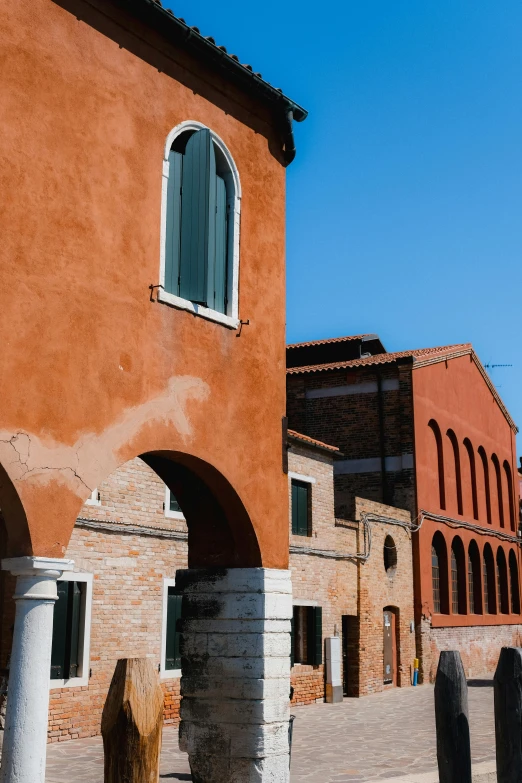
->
[44,683,495,782]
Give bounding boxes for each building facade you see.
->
[0,0,307,779]
[286,335,521,682]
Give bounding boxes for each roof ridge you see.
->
[287,429,339,452]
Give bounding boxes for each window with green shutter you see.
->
[165,587,182,671]
[50,581,83,680]
[291,480,311,536]
[164,127,232,316]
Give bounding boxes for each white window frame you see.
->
[160,577,182,679]
[158,120,241,330]
[288,471,316,485]
[164,487,185,521]
[85,488,101,506]
[49,571,93,689]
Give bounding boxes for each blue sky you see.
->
[168,1,522,455]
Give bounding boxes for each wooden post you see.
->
[434,650,472,783]
[101,658,163,783]
[494,646,522,782]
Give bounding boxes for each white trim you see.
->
[159,120,241,327]
[288,471,316,485]
[160,577,182,679]
[49,571,93,689]
[293,598,319,607]
[164,486,185,521]
[84,488,101,506]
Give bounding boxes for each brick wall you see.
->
[286,364,416,519]
[418,619,522,683]
[352,497,417,696]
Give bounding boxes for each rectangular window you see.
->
[451,551,459,614]
[468,558,475,614]
[164,487,185,520]
[291,605,322,666]
[291,480,311,536]
[161,579,182,676]
[50,573,92,686]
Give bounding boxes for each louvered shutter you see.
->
[307,606,323,666]
[166,587,182,670]
[179,129,215,305]
[292,480,310,536]
[165,150,183,295]
[207,175,227,314]
[67,581,82,678]
[50,580,69,679]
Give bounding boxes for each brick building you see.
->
[286,334,522,682]
[0,430,415,742]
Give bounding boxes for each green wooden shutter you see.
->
[50,580,69,679]
[292,480,310,536]
[207,175,227,314]
[307,606,323,666]
[179,129,215,305]
[66,582,82,679]
[166,588,182,670]
[290,608,295,668]
[165,150,183,295]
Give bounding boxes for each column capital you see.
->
[1,556,74,577]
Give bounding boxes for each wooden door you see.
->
[383,610,394,685]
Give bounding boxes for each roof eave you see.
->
[127,0,308,122]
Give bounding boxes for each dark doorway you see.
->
[342,614,359,697]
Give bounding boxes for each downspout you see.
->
[283,110,296,165]
[376,371,387,504]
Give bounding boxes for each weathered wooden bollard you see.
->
[494,646,522,783]
[101,658,163,783]
[434,651,472,783]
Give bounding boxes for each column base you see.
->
[177,567,292,783]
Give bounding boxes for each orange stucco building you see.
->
[286,336,521,682]
[0,1,307,780]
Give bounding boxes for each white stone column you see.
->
[0,556,74,783]
[177,567,292,783]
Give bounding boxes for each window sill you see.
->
[160,668,182,680]
[50,675,88,689]
[164,510,185,521]
[158,289,239,330]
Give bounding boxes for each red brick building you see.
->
[287,334,521,681]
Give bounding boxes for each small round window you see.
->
[384,535,397,573]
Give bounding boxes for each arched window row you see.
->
[427,420,516,531]
[431,534,521,618]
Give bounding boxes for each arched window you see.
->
[496,548,509,614]
[451,537,466,614]
[463,439,479,520]
[428,420,445,510]
[483,543,496,614]
[478,447,492,524]
[503,461,516,532]
[383,535,397,573]
[161,122,241,323]
[446,430,463,515]
[491,454,504,528]
[432,532,449,614]
[509,550,520,614]
[468,541,482,614]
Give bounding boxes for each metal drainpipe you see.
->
[283,110,296,164]
[377,371,387,504]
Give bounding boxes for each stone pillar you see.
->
[177,567,292,783]
[0,556,74,783]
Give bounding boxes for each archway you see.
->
[0,451,290,782]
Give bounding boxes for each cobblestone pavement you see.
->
[45,682,495,782]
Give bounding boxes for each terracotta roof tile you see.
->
[287,334,376,349]
[287,343,472,374]
[287,429,339,452]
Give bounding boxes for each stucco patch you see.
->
[0,375,209,498]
